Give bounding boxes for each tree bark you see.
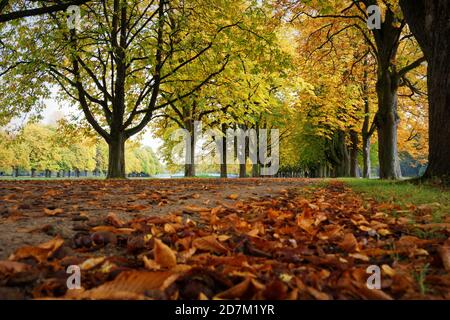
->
[400,0,450,181]
[376,70,402,179]
[239,163,246,178]
[349,130,360,177]
[361,56,374,179]
[220,124,227,178]
[107,131,126,179]
[362,134,371,178]
[184,120,196,177]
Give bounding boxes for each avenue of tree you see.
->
[0,0,448,182]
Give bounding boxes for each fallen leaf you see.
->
[70,271,179,299]
[227,194,239,200]
[80,257,106,271]
[0,260,33,274]
[44,208,64,216]
[438,244,450,271]
[105,212,125,227]
[154,239,177,268]
[192,235,229,254]
[9,237,64,263]
[339,233,359,253]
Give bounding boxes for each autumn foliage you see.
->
[0,179,448,299]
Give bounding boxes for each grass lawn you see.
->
[341,178,450,225]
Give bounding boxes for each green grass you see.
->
[340,178,450,224]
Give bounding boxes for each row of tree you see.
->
[0,123,162,177]
[0,1,448,181]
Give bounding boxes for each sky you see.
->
[40,96,164,154]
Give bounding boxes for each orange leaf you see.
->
[44,208,64,216]
[438,244,450,271]
[9,237,64,263]
[192,235,229,254]
[154,239,177,268]
[105,212,125,227]
[69,271,179,299]
[339,233,359,253]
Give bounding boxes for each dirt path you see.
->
[0,178,312,260]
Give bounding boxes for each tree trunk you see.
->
[239,163,246,178]
[349,130,359,177]
[362,134,371,178]
[252,164,260,177]
[239,124,248,178]
[184,127,195,177]
[107,131,126,179]
[400,0,450,181]
[220,125,227,178]
[361,56,373,179]
[376,71,402,179]
[31,168,36,178]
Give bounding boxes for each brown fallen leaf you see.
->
[163,223,177,234]
[80,257,106,271]
[438,244,450,271]
[9,237,64,263]
[339,233,359,253]
[91,226,135,234]
[296,211,316,234]
[0,260,33,274]
[143,256,161,270]
[105,212,125,227]
[154,238,177,268]
[192,235,229,254]
[183,205,211,213]
[215,277,265,299]
[227,194,239,200]
[44,208,64,216]
[69,271,179,299]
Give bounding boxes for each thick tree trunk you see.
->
[361,57,373,179]
[220,125,227,178]
[349,130,359,177]
[239,163,246,178]
[252,164,260,177]
[107,131,126,179]
[184,127,195,177]
[401,0,450,181]
[329,131,350,177]
[376,72,402,179]
[362,134,371,178]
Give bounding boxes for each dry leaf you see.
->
[339,233,359,253]
[44,208,64,216]
[9,237,64,263]
[154,239,177,268]
[192,235,229,254]
[105,212,125,227]
[70,271,179,299]
[80,257,106,271]
[438,244,450,271]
